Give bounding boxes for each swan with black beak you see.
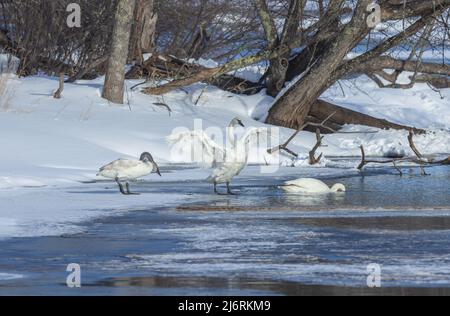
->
[97,152,161,195]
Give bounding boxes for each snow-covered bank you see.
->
[1,73,449,188]
[0,68,449,239]
[323,73,450,130]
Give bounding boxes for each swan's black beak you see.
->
[238,120,245,127]
[154,163,162,177]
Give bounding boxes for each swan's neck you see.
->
[227,124,237,147]
[230,138,250,164]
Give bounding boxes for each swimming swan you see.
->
[97,152,161,195]
[282,178,346,194]
[167,118,270,195]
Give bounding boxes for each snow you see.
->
[0,273,23,281]
[323,73,450,130]
[0,52,449,239]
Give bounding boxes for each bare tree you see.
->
[267,0,450,129]
[143,1,449,131]
[0,0,118,78]
[1,0,449,131]
[102,0,136,104]
[253,0,306,96]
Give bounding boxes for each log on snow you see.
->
[305,99,425,134]
[128,54,264,95]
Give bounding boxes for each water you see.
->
[1,164,450,295]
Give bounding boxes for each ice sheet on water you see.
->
[0,273,23,281]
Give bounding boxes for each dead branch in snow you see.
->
[53,73,64,99]
[358,131,450,175]
[267,112,337,158]
[268,111,384,159]
[408,129,429,175]
[131,54,263,95]
[357,145,404,176]
[152,102,172,116]
[309,128,324,165]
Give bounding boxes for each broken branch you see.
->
[309,128,324,165]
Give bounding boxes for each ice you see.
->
[0,273,23,281]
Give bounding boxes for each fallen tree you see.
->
[133,53,423,134]
[306,100,425,134]
[268,102,424,160]
[127,54,264,95]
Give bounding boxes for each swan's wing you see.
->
[99,159,140,172]
[240,127,274,146]
[227,127,275,164]
[167,131,226,168]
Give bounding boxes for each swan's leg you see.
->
[126,182,140,195]
[214,182,227,195]
[214,182,226,195]
[227,182,238,195]
[115,178,127,195]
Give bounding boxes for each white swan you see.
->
[167,118,270,195]
[97,152,161,195]
[282,178,346,194]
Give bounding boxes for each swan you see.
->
[167,118,270,195]
[97,152,161,195]
[282,178,346,194]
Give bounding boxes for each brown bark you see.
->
[309,129,324,165]
[53,73,64,99]
[285,1,344,82]
[128,0,157,65]
[187,24,210,60]
[362,56,450,77]
[333,9,447,83]
[412,74,450,89]
[143,67,221,95]
[381,0,450,20]
[265,0,306,97]
[102,0,136,105]
[307,100,424,134]
[137,54,264,95]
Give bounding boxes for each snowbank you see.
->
[0,60,449,238]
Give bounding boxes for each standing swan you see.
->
[167,118,270,195]
[97,152,161,195]
[282,178,346,194]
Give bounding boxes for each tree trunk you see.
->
[102,0,136,104]
[128,0,157,65]
[265,0,305,97]
[285,0,344,82]
[266,1,371,129]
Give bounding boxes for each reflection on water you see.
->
[274,168,448,209]
[173,165,450,211]
[278,191,347,207]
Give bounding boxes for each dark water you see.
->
[0,165,450,295]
